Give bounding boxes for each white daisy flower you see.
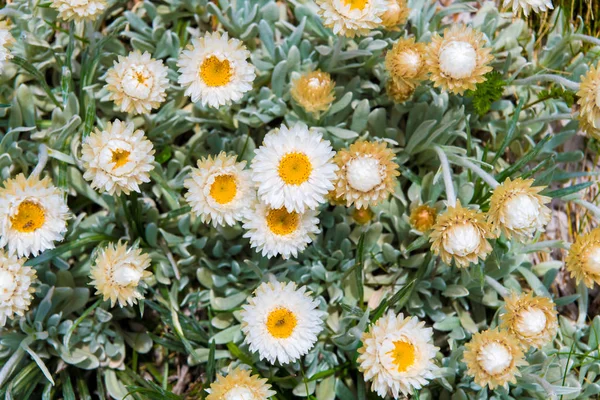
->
[0,250,36,327]
[316,0,387,38]
[0,24,15,74]
[0,174,69,258]
[240,280,326,365]
[81,119,155,196]
[242,202,320,259]
[104,50,169,115]
[250,123,337,213]
[357,312,438,398]
[184,152,254,227]
[503,0,553,16]
[51,0,107,21]
[177,31,255,108]
[89,242,152,308]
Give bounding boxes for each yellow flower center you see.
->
[209,174,237,205]
[200,56,233,87]
[342,0,368,10]
[388,340,416,372]
[135,71,147,84]
[266,208,299,236]
[10,200,46,233]
[266,307,298,339]
[278,152,312,185]
[111,149,130,168]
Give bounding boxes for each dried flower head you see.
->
[503,0,553,16]
[250,123,337,213]
[104,50,169,115]
[333,141,400,209]
[0,174,70,258]
[316,0,387,38]
[385,37,428,85]
[290,70,336,116]
[500,292,558,349]
[240,281,325,364]
[577,64,600,139]
[184,152,254,227]
[386,78,416,103]
[89,242,152,307]
[380,0,410,30]
[425,25,493,95]
[0,23,15,73]
[409,204,437,232]
[565,227,600,288]
[81,119,155,196]
[51,0,107,21]
[177,31,256,108]
[463,328,526,389]
[242,202,320,259]
[429,201,495,268]
[357,312,438,398]
[0,250,36,327]
[487,178,551,241]
[206,366,275,400]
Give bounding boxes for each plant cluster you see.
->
[0,0,600,399]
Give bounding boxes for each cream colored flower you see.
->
[333,141,400,209]
[316,0,387,38]
[177,31,255,108]
[242,202,320,259]
[81,119,155,196]
[577,64,600,139]
[290,70,336,116]
[0,174,70,258]
[487,178,551,240]
[409,204,437,232]
[0,23,15,73]
[500,292,558,349]
[386,78,416,103]
[240,280,326,364]
[357,312,438,398]
[429,201,495,268]
[463,328,526,389]
[184,152,254,227]
[503,0,553,16]
[385,37,428,86]
[380,0,409,30]
[424,25,493,95]
[207,366,275,400]
[104,51,169,115]
[89,242,152,308]
[51,0,107,21]
[0,250,36,327]
[565,227,600,288]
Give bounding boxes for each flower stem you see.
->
[433,146,456,207]
[31,144,49,178]
[512,74,580,92]
[571,33,600,47]
[484,275,509,298]
[447,155,500,189]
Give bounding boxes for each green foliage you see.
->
[0,0,598,399]
[466,71,507,116]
